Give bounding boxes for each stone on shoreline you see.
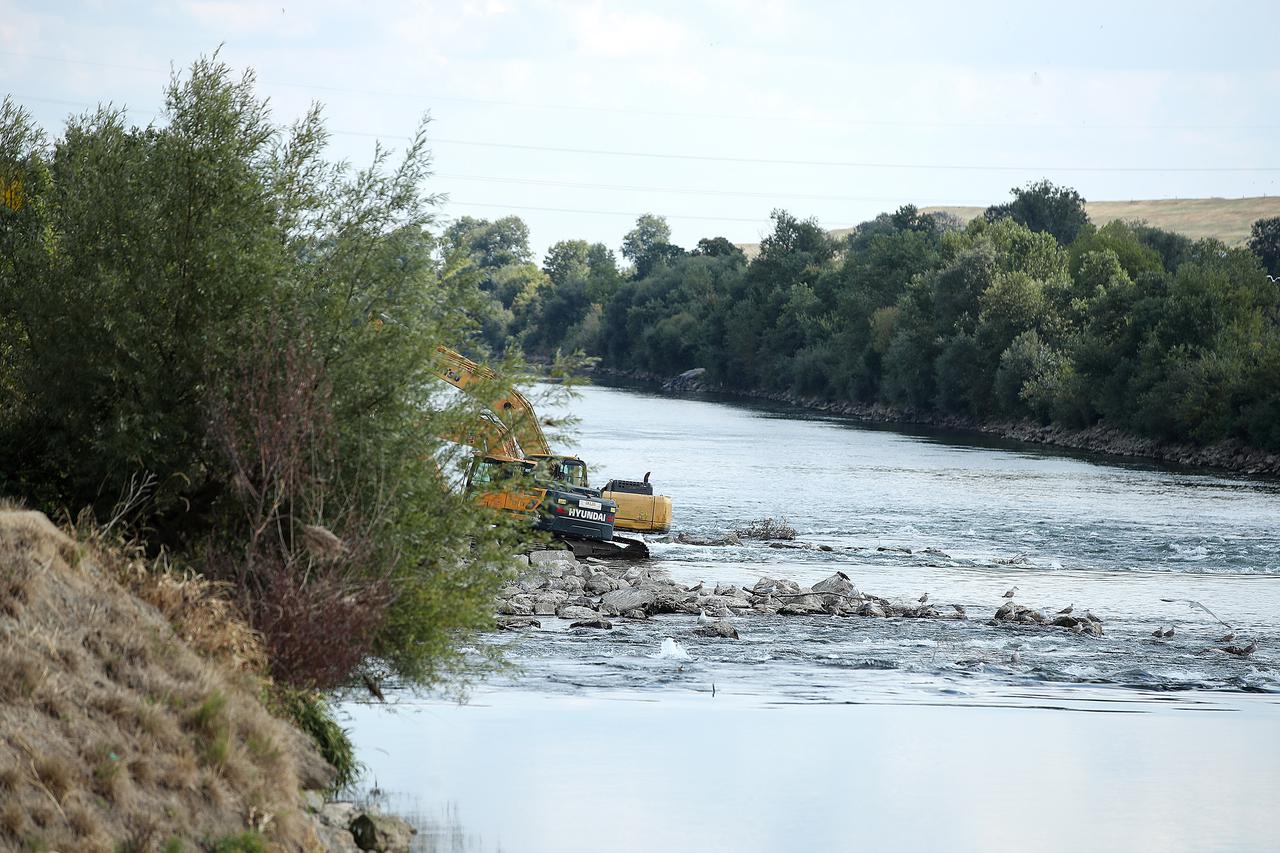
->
[350,811,416,852]
[600,587,657,613]
[556,604,598,620]
[496,616,542,630]
[529,549,578,566]
[693,620,740,639]
[570,617,613,629]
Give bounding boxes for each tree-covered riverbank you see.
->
[452,183,1280,460]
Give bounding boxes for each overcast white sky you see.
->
[3,0,1279,259]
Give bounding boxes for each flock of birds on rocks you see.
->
[684,576,1261,660]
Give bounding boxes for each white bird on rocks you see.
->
[697,609,712,626]
[1002,586,1019,600]
[1057,604,1074,615]
[918,592,929,605]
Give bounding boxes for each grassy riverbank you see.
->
[0,510,329,849]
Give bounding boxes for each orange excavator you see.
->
[432,346,664,558]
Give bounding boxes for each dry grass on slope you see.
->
[0,510,326,852]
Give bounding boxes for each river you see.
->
[343,383,1280,853]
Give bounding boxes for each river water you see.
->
[344,384,1280,853]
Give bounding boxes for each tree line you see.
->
[457,183,1280,452]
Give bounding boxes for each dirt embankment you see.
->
[594,368,1280,477]
[0,510,335,851]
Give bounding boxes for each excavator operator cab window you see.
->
[468,457,531,490]
[558,458,588,488]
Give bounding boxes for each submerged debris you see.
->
[735,517,797,541]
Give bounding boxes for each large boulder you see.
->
[994,602,1046,625]
[529,549,577,567]
[777,592,826,614]
[570,618,613,629]
[585,572,621,595]
[693,620,739,639]
[350,811,416,853]
[496,596,533,616]
[857,601,887,618]
[556,604,598,620]
[600,588,657,613]
[532,590,569,616]
[812,571,857,598]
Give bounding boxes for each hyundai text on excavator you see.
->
[433,346,658,558]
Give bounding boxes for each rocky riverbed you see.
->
[495,548,1106,638]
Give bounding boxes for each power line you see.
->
[446,201,818,226]
[4,47,1279,132]
[16,90,1263,175]
[356,132,1280,174]
[434,172,990,205]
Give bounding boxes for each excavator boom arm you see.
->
[431,345,552,456]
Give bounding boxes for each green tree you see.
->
[443,215,533,268]
[621,213,683,278]
[984,179,1090,245]
[0,59,526,693]
[1248,216,1280,276]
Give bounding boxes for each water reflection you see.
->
[344,691,1280,853]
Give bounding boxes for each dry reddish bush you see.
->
[204,319,398,690]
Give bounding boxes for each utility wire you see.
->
[15,91,1265,175]
[434,173,990,205]
[354,132,1280,174]
[445,201,805,225]
[4,47,1279,132]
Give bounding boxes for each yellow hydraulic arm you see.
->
[430,346,552,457]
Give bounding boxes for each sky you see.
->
[3,0,1279,260]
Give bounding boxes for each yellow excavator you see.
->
[431,346,664,558]
[431,346,673,532]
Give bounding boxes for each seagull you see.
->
[952,604,967,618]
[1002,586,1019,600]
[685,581,704,593]
[1160,598,1234,630]
[1083,610,1101,624]
[697,609,712,626]
[1057,604,1074,615]
[1223,640,1258,658]
[917,592,929,605]
[1152,627,1166,638]
[1162,626,1176,638]
[836,571,850,581]
[1216,631,1237,644]
[1009,649,1022,665]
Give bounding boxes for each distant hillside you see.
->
[738,196,1280,257]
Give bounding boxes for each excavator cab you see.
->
[464,453,619,544]
[528,453,590,490]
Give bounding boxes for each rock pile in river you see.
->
[495,551,1104,639]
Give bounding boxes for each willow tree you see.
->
[0,57,528,692]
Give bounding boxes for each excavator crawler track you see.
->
[562,535,649,560]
